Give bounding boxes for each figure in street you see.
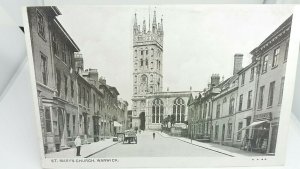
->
[75,136,81,156]
[153,132,156,140]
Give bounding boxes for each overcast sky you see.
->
[57,5,293,107]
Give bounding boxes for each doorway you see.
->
[222,124,226,142]
[139,112,145,130]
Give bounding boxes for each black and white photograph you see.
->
[23,5,300,168]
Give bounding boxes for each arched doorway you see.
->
[139,112,145,130]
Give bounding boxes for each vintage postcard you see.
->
[23,5,300,168]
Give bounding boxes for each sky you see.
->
[57,5,293,108]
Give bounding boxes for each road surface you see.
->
[90,131,229,157]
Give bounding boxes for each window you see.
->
[134,87,137,94]
[145,58,148,67]
[150,62,154,69]
[237,122,243,141]
[93,94,96,112]
[216,103,221,118]
[247,90,252,109]
[52,34,58,56]
[268,81,275,107]
[250,67,255,81]
[150,74,153,82]
[45,108,52,132]
[272,47,280,67]
[37,10,45,38]
[152,99,164,123]
[284,41,289,61]
[141,50,143,55]
[227,123,233,139]
[229,97,235,115]
[72,115,76,135]
[146,50,148,55]
[134,75,137,83]
[151,48,154,57]
[134,50,137,58]
[71,80,74,98]
[215,125,219,140]
[41,54,48,85]
[56,70,61,96]
[66,113,70,137]
[173,98,185,123]
[239,94,243,111]
[258,86,265,109]
[140,59,143,67]
[241,72,245,86]
[78,84,81,104]
[62,44,67,63]
[262,55,268,73]
[64,75,68,97]
[140,75,148,93]
[279,77,285,105]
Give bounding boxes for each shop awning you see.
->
[237,121,268,133]
[113,121,122,127]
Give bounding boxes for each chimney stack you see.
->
[233,53,243,75]
[211,74,220,87]
[74,52,84,74]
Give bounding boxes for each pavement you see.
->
[157,131,264,157]
[45,138,118,158]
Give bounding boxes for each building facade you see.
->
[187,16,291,155]
[28,7,128,153]
[27,7,80,152]
[250,16,291,154]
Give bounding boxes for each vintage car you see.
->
[122,130,137,144]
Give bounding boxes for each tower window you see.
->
[140,59,143,67]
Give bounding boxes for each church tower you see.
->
[132,10,164,130]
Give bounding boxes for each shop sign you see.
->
[254,112,272,121]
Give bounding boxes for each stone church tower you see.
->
[131,10,164,130]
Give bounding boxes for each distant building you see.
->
[131,11,196,132]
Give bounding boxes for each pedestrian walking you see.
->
[74,136,81,156]
[153,132,155,140]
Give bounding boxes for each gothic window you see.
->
[140,75,148,93]
[134,75,137,83]
[134,50,137,58]
[173,98,185,123]
[145,58,148,67]
[151,48,154,57]
[152,99,164,123]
